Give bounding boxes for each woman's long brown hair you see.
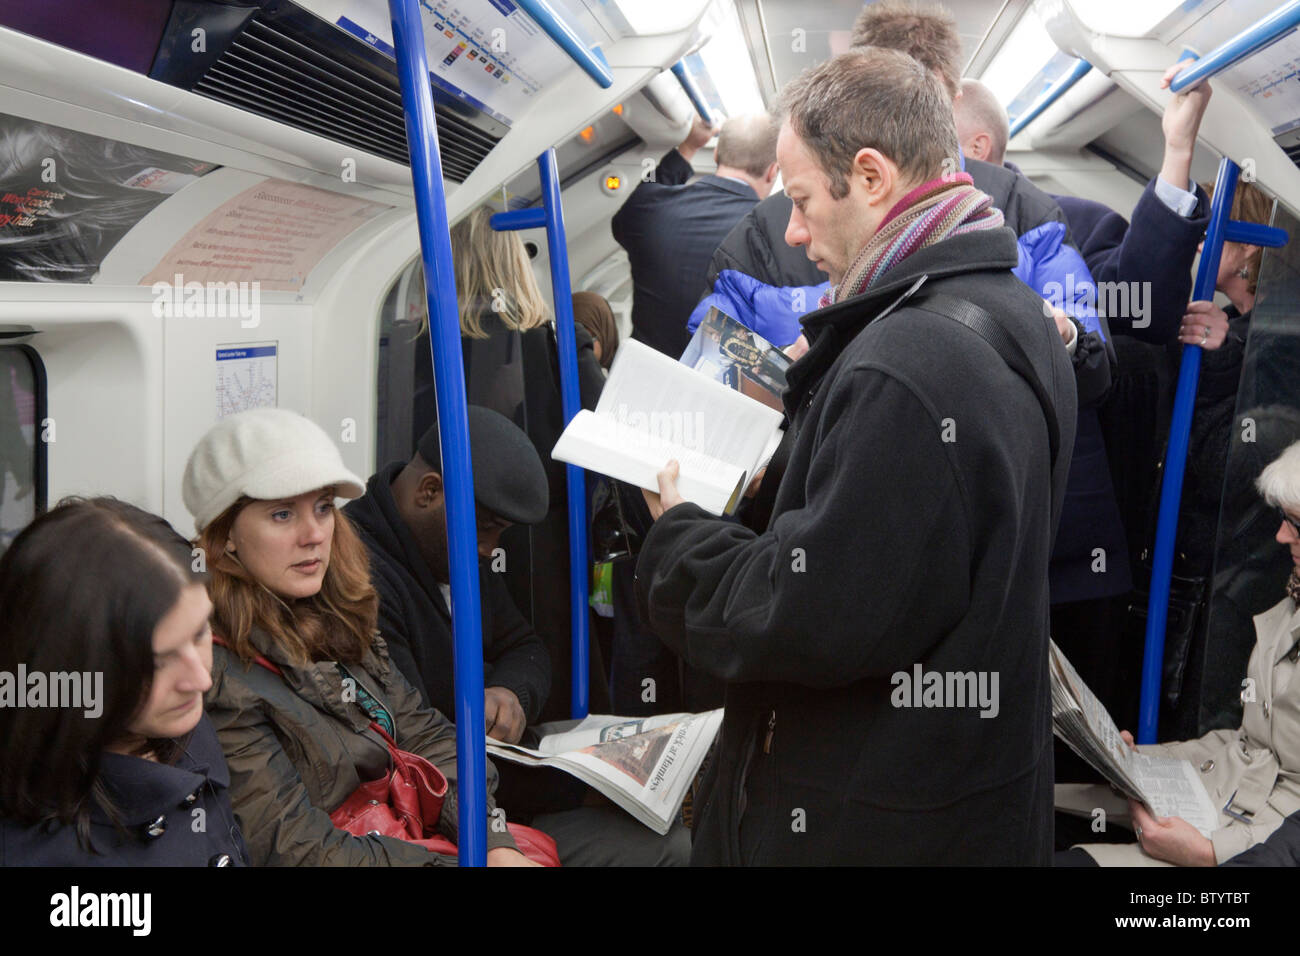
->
[197,498,377,667]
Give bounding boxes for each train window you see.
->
[0,345,46,554]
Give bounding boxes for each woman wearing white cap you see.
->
[184,408,538,866]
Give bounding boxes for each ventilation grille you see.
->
[192,15,499,182]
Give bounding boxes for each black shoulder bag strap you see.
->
[914,292,1061,469]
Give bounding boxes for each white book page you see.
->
[552,410,744,515]
[594,340,783,480]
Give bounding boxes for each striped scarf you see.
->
[826,173,1005,306]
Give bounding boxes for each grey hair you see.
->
[776,48,958,199]
[1257,440,1300,512]
[714,114,779,178]
[954,79,1009,166]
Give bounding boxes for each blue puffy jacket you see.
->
[690,208,1105,347]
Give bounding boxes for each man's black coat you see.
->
[612,148,760,358]
[345,464,552,722]
[636,227,1077,865]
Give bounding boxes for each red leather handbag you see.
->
[214,635,560,866]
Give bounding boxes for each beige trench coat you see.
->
[1061,596,1300,865]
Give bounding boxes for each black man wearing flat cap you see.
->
[346,406,689,865]
[345,405,553,745]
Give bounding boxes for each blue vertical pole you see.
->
[489,156,591,719]
[388,0,487,865]
[1137,157,1238,744]
[538,149,590,719]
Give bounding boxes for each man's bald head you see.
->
[714,113,779,178]
[953,78,1009,165]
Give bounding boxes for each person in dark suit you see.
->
[612,113,779,358]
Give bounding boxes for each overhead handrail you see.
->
[490,152,591,719]
[1006,58,1092,139]
[1169,0,1300,92]
[671,59,717,125]
[389,0,488,865]
[513,0,614,89]
[1138,156,1289,743]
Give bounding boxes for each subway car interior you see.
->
[3,0,1300,872]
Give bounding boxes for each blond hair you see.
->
[449,206,549,338]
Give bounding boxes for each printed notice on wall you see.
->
[216,343,277,419]
[142,179,391,292]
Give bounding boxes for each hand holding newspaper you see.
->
[1049,640,1220,837]
[487,710,724,834]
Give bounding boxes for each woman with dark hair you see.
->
[187,407,539,866]
[0,497,246,866]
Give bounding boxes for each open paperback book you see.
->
[1049,640,1220,836]
[487,710,724,834]
[551,337,784,515]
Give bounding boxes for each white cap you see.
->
[182,408,365,532]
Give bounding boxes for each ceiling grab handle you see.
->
[389,0,488,866]
[671,59,717,126]
[514,0,614,89]
[1006,58,1092,139]
[491,150,591,720]
[1169,1,1300,92]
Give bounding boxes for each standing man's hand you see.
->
[1159,59,1212,192]
[484,686,527,744]
[642,460,685,521]
[677,115,720,163]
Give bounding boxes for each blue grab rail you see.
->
[490,152,591,719]
[1170,0,1300,92]
[671,60,717,125]
[1007,59,1093,139]
[1137,157,1288,743]
[513,0,613,88]
[388,0,488,865]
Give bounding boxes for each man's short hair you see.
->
[777,48,959,199]
[850,1,963,100]
[714,114,779,178]
[954,78,1009,165]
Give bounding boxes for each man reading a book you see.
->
[634,47,1077,865]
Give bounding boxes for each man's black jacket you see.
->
[612,148,760,357]
[636,227,1077,865]
[345,463,551,722]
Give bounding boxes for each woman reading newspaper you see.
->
[1058,440,1300,865]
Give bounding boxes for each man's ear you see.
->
[416,470,444,508]
[852,147,894,204]
[764,161,778,185]
[969,132,992,163]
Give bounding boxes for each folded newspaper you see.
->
[487,711,724,834]
[1049,640,1219,837]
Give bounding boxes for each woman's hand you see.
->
[486,847,542,867]
[1119,730,1137,750]
[1179,300,1230,349]
[1127,799,1217,866]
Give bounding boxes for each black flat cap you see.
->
[415,405,549,525]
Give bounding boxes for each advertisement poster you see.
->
[141,179,392,292]
[0,113,217,282]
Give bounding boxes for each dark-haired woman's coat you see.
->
[0,714,248,866]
